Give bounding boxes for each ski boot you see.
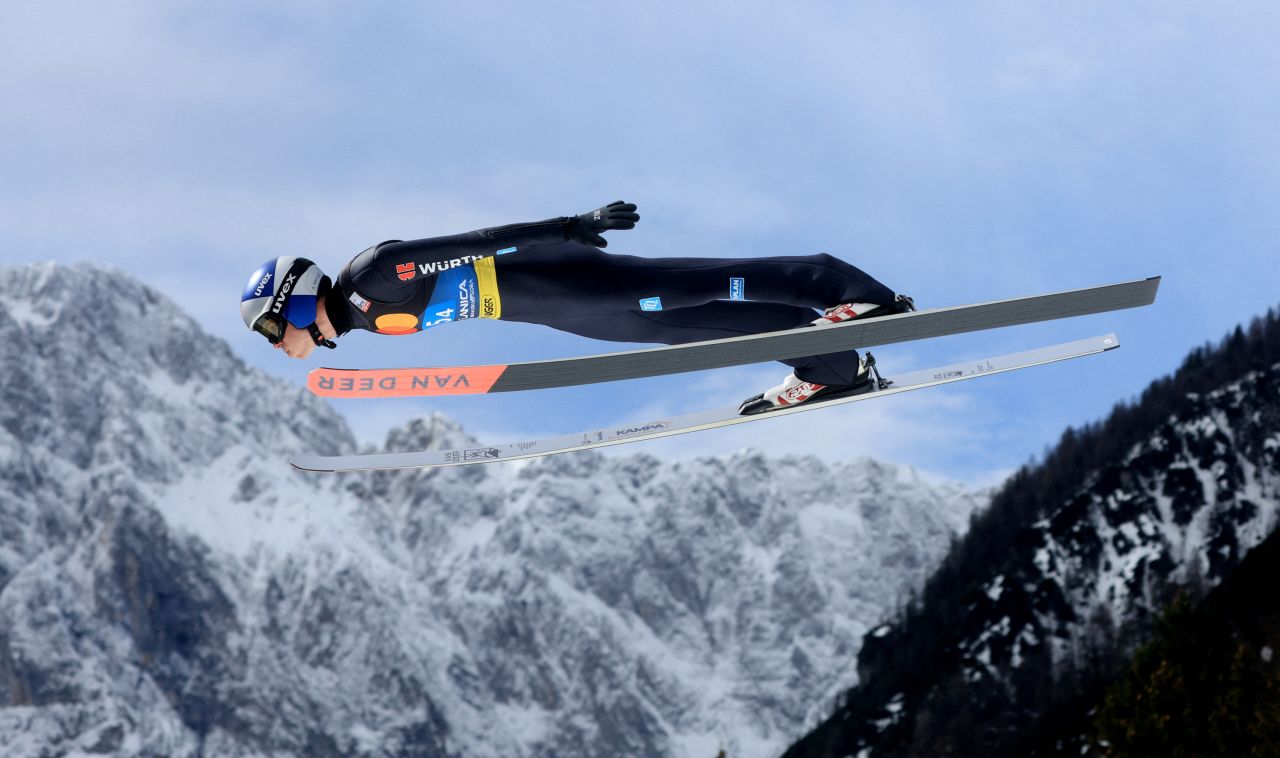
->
[810,293,916,326]
[738,353,890,415]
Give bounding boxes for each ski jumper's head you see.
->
[240,257,337,359]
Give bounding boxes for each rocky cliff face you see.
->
[0,263,983,757]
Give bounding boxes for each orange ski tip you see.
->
[307,365,509,398]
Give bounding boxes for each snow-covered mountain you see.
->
[0,263,984,758]
[786,312,1280,756]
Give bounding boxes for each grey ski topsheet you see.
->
[291,333,1121,473]
[307,277,1157,399]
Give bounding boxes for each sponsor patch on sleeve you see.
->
[639,296,663,311]
[348,291,372,313]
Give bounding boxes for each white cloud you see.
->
[4,0,1279,486]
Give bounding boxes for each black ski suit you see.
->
[323,217,895,386]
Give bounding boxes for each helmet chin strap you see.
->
[307,323,338,349]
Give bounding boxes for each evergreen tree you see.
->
[1094,594,1280,757]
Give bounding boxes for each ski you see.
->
[290,333,1121,473]
[306,277,1158,399]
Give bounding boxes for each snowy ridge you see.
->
[954,365,1280,690]
[0,263,985,757]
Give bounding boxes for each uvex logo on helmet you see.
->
[254,272,272,297]
[271,273,298,314]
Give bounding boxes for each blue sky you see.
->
[2,2,1278,486]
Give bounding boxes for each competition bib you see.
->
[421,257,502,329]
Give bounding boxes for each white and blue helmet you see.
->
[240,257,329,345]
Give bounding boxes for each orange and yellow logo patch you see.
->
[375,312,419,335]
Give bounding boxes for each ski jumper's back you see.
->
[332,218,572,336]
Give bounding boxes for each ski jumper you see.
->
[324,217,896,386]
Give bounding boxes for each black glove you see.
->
[564,201,640,248]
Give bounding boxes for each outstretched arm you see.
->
[344,201,643,307]
[384,200,641,260]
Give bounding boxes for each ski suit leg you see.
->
[495,243,895,385]
[496,244,894,316]
[533,300,865,386]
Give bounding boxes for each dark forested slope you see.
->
[786,308,1280,757]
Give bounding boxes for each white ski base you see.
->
[291,333,1120,473]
